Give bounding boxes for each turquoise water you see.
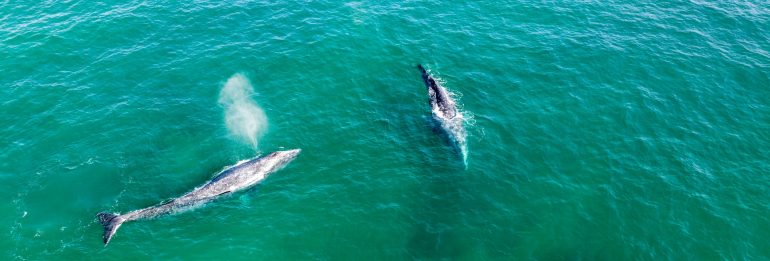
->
[2,1,770,259]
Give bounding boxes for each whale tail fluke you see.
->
[97,212,125,246]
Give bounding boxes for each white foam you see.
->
[218,73,268,151]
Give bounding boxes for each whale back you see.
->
[418,65,457,119]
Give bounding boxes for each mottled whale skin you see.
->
[96,149,301,246]
[418,64,458,119]
[417,65,468,164]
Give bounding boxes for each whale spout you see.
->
[97,212,125,246]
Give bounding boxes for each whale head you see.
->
[263,149,301,174]
[277,149,301,162]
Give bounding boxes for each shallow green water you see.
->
[2,1,770,260]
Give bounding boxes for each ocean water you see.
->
[2,0,770,259]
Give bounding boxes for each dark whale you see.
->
[417,65,468,165]
[418,64,459,119]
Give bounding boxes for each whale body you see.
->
[418,65,468,164]
[96,149,301,245]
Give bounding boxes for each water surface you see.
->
[1,1,770,259]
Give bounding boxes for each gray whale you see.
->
[417,65,468,164]
[96,149,301,245]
